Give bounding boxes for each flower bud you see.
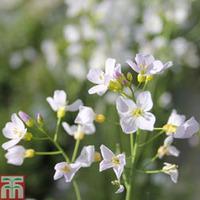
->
[57,107,66,119]
[157,146,167,159]
[36,113,44,127]
[126,72,133,82]
[18,111,34,127]
[94,152,102,162]
[137,74,146,83]
[25,149,35,158]
[95,114,106,123]
[23,132,33,141]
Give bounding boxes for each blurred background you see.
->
[0,0,200,199]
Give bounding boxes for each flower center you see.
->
[112,156,120,165]
[62,165,71,173]
[163,124,177,133]
[132,108,143,117]
[13,127,24,138]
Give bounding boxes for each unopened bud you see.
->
[18,111,34,127]
[126,72,133,82]
[95,114,106,123]
[36,113,44,126]
[94,152,102,162]
[57,107,66,119]
[25,149,35,158]
[23,132,33,141]
[108,80,122,92]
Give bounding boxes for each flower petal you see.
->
[99,160,113,172]
[2,139,21,150]
[126,59,140,73]
[67,99,83,112]
[120,116,137,134]
[100,145,114,160]
[136,91,153,111]
[105,58,116,76]
[88,84,108,96]
[87,68,104,84]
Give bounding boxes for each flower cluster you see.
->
[1,53,199,199]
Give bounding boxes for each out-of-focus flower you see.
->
[163,110,199,139]
[87,58,122,95]
[9,52,23,69]
[127,53,172,77]
[99,145,126,179]
[162,162,178,183]
[2,114,27,150]
[63,25,80,43]
[76,145,96,167]
[116,91,155,133]
[157,136,180,159]
[54,162,81,183]
[5,145,34,166]
[159,92,172,108]
[46,90,83,118]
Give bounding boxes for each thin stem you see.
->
[32,136,49,140]
[130,134,134,162]
[143,169,162,174]
[35,151,62,156]
[143,154,158,168]
[154,127,163,130]
[54,117,61,142]
[71,139,80,162]
[138,131,163,147]
[120,91,132,99]
[73,181,81,200]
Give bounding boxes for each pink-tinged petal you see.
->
[105,58,116,76]
[46,97,58,111]
[120,117,137,134]
[82,123,95,134]
[99,160,113,172]
[62,122,77,136]
[174,117,199,139]
[11,113,24,129]
[67,99,83,112]
[136,91,153,111]
[168,110,186,126]
[100,145,114,160]
[88,84,108,96]
[54,90,67,107]
[2,123,16,139]
[116,96,136,115]
[53,171,64,180]
[136,112,155,131]
[87,68,105,84]
[2,138,21,150]
[126,59,140,73]
[168,146,180,157]
[113,165,124,179]
[150,60,164,74]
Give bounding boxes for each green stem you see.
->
[32,136,49,140]
[73,181,81,200]
[71,139,80,162]
[143,169,162,174]
[138,131,163,147]
[143,154,158,168]
[54,117,61,142]
[35,151,62,155]
[130,134,134,162]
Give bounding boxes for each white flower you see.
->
[87,58,121,95]
[75,106,96,125]
[115,184,124,194]
[157,136,180,159]
[5,145,26,166]
[76,145,95,167]
[46,90,83,113]
[54,162,81,183]
[2,114,27,150]
[62,122,95,139]
[162,162,178,183]
[116,91,156,133]
[163,110,200,139]
[99,145,126,179]
[127,53,172,75]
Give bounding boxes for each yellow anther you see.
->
[163,124,177,133]
[25,149,35,158]
[112,156,120,165]
[95,114,106,123]
[137,74,146,83]
[132,108,143,117]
